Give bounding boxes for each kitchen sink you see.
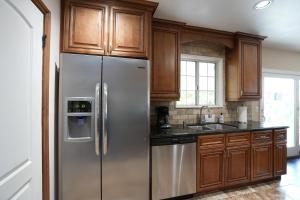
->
[205,123,237,130]
[187,123,237,131]
[187,125,211,131]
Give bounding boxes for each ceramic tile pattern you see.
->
[150,101,260,126]
[189,158,300,200]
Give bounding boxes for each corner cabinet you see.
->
[61,0,158,58]
[151,19,184,101]
[226,33,266,101]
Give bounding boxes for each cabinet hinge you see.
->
[42,34,47,48]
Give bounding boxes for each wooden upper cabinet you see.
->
[151,19,184,101]
[226,33,266,101]
[62,1,108,55]
[61,0,157,58]
[109,6,150,58]
[240,40,261,98]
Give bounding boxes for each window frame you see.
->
[176,54,224,108]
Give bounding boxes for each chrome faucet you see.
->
[199,106,211,124]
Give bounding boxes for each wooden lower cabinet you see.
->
[251,143,273,181]
[197,149,225,192]
[226,146,251,186]
[197,129,287,193]
[274,143,287,176]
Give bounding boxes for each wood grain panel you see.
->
[274,143,287,176]
[225,34,264,101]
[274,129,287,143]
[151,25,180,101]
[226,132,250,147]
[241,40,261,97]
[252,130,273,144]
[197,149,225,192]
[198,134,225,150]
[226,146,251,186]
[251,144,273,181]
[109,6,150,58]
[63,1,108,55]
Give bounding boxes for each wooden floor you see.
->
[191,157,300,200]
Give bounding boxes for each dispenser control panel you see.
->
[68,101,92,113]
[64,97,94,142]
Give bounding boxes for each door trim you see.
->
[31,0,51,200]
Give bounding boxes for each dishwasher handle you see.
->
[151,136,196,146]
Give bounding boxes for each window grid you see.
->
[178,60,216,106]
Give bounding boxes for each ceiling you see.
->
[153,0,300,52]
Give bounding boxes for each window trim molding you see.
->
[177,54,224,108]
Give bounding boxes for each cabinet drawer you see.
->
[274,129,287,143]
[252,131,273,144]
[198,135,225,149]
[226,132,251,147]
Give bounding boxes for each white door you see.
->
[262,72,300,157]
[0,0,44,199]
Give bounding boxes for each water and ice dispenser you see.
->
[64,97,94,141]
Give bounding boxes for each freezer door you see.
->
[59,53,102,200]
[102,57,150,200]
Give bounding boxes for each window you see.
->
[177,55,224,107]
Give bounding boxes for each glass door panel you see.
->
[263,76,295,148]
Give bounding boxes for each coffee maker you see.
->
[156,106,171,129]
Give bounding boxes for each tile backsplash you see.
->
[150,101,260,126]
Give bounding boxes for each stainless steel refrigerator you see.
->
[58,53,150,200]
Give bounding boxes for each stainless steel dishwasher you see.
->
[151,136,196,200]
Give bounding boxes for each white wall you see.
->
[41,0,60,199]
[262,47,300,71]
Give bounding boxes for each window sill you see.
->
[175,105,224,109]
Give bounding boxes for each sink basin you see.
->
[187,125,211,131]
[205,123,237,130]
[187,123,237,131]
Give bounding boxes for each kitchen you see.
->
[0,0,300,200]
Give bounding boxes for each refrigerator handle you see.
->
[102,82,108,155]
[95,83,100,156]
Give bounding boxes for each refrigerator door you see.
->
[59,53,102,200]
[102,57,150,200]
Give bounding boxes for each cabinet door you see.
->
[151,27,180,101]
[109,6,150,58]
[226,147,251,186]
[197,149,225,192]
[240,40,261,99]
[251,144,273,181]
[62,1,108,55]
[274,143,287,176]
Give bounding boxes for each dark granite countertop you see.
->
[151,121,289,139]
